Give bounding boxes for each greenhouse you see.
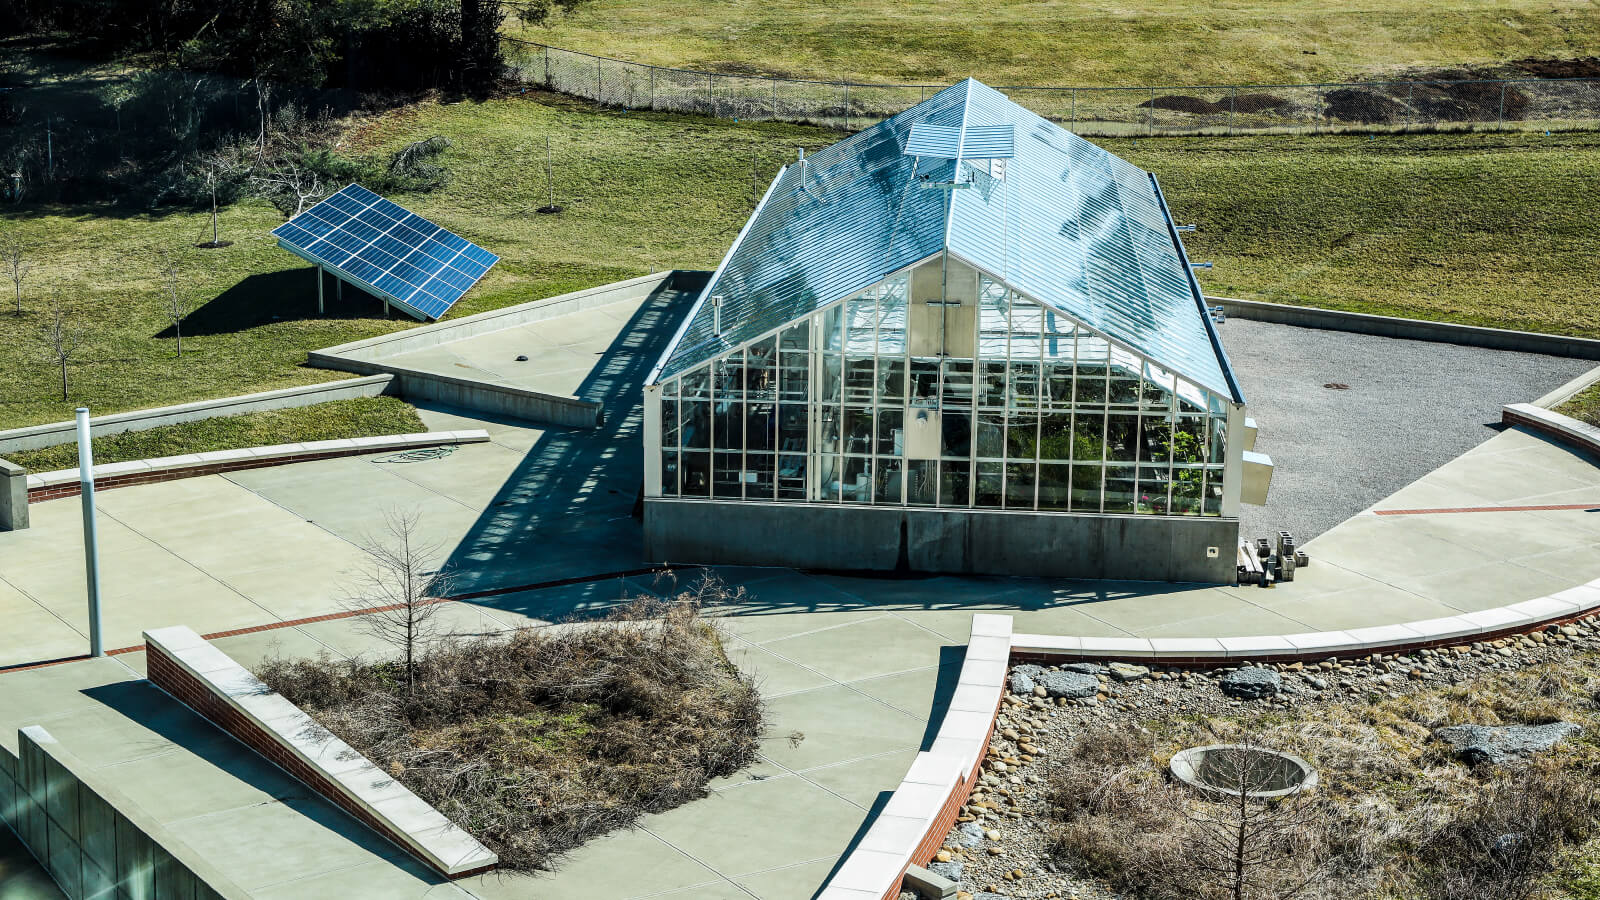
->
[642,79,1263,582]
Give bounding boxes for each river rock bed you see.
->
[927,615,1600,900]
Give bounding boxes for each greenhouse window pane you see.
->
[942,410,972,458]
[1039,463,1071,511]
[714,453,743,498]
[908,459,937,505]
[940,461,971,507]
[682,451,710,497]
[1071,464,1102,512]
[975,462,1004,507]
[1005,462,1037,509]
[1105,465,1138,513]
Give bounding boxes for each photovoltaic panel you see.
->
[270,184,499,321]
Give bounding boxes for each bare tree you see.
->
[39,296,85,401]
[1175,741,1334,900]
[251,161,324,217]
[342,509,455,697]
[198,153,239,248]
[154,247,193,356]
[2,230,29,315]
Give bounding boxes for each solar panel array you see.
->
[271,184,498,320]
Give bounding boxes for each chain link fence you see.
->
[505,38,1600,136]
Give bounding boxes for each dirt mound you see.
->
[1324,87,1407,123]
[1232,93,1290,113]
[1137,94,1222,114]
[1514,57,1600,79]
[1411,80,1529,122]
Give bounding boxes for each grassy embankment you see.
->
[3,93,1597,435]
[517,0,1600,86]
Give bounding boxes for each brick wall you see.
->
[144,639,495,881]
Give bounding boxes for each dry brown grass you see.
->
[1046,654,1600,899]
[256,592,765,872]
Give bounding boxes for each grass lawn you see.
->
[4,396,425,471]
[3,92,1597,430]
[1558,382,1600,428]
[516,0,1600,87]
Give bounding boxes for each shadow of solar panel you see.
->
[269,183,499,321]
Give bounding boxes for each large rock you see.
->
[1060,662,1109,676]
[1108,662,1150,682]
[1013,664,1044,679]
[1433,722,1581,766]
[1037,670,1100,699]
[927,860,963,883]
[953,821,985,849]
[1009,671,1036,695]
[1219,666,1282,699]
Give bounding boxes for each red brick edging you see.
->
[28,448,411,503]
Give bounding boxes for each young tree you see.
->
[39,296,85,401]
[2,231,29,315]
[1175,741,1334,900]
[342,509,455,697]
[198,153,240,248]
[155,247,193,356]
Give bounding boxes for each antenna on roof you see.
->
[1175,224,1197,232]
[797,147,804,161]
[712,295,724,337]
[1191,262,1213,270]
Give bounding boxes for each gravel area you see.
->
[1220,319,1594,542]
[928,616,1600,900]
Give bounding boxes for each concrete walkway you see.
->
[2,289,1598,899]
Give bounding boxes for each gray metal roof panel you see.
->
[655,79,1237,400]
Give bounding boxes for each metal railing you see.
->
[504,38,1600,136]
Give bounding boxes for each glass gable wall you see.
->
[656,254,1231,516]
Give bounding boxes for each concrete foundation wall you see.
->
[389,371,602,428]
[2,727,245,900]
[0,375,396,456]
[645,500,1239,583]
[1213,296,1600,360]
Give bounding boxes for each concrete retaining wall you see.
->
[1211,296,1600,360]
[143,627,497,879]
[309,271,706,364]
[644,499,1240,583]
[0,460,24,532]
[0,375,396,456]
[1,726,247,900]
[1502,403,1600,460]
[21,431,488,508]
[306,271,711,429]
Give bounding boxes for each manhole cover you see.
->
[1323,382,1350,390]
[1170,744,1318,799]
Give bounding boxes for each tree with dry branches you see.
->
[251,160,324,218]
[342,508,455,697]
[154,247,194,357]
[39,295,85,401]
[2,229,29,316]
[1175,742,1335,900]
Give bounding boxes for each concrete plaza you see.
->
[2,287,1598,899]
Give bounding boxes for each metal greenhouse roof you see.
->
[653,79,1240,402]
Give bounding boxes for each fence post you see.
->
[1497,81,1507,128]
[1229,86,1236,135]
[650,67,656,110]
[1148,87,1155,135]
[844,82,851,130]
[707,73,714,116]
[1406,82,1414,129]
[772,78,778,119]
[544,45,551,87]
[596,57,602,105]
[1070,89,1077,131]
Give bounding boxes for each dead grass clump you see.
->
[1047,654,1600,899]
[257,593,764,872]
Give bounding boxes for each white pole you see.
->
[76,408,104,658]
[316,265,325,315]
